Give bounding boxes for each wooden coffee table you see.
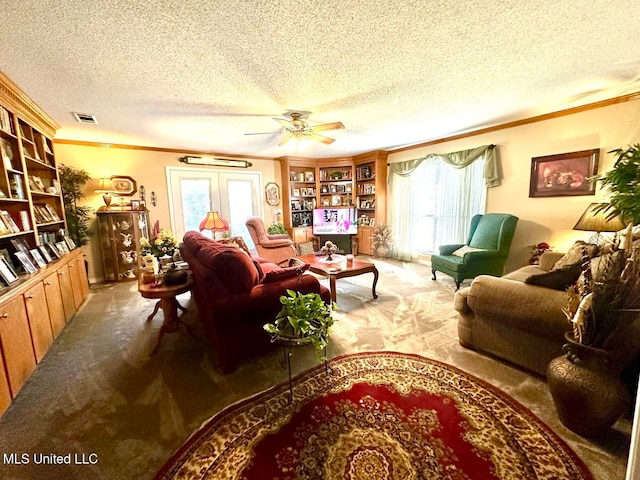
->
[138,273,194,354]
[294,254,378,303]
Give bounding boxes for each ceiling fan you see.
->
[245,112,345,146]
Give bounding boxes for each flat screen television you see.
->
[312,207,358,235]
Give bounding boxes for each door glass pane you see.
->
[180,178,212,236]
[227,179,255,248]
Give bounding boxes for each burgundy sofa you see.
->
[181,231,331,373]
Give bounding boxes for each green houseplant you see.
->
[59,165,93,247]
[263,289,336,361]
[592,144,640,224]
[267,222,287,235]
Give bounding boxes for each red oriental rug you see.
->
[155,351,593,480]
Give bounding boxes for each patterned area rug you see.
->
[155,351,593,480]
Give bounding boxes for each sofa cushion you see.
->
[524,263,582,291]
[193,239,259,293]
[553,241,600,270]
[262,264,310,284]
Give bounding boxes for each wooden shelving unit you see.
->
[279,152,387,254]
[0,71,88,417]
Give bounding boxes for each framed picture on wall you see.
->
[529,149,599,198]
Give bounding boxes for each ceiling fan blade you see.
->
[310,121,345,132]
[278,132,295,146]
[244,131,279,136]
[306,132,335,144]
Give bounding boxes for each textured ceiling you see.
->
[1,0,639,158]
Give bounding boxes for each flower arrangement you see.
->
[319,240,338,259]
[528,241,552,265]
[140,229,179,258]
[563,235,639,348]
[372,225,393,250]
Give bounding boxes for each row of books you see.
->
[0,106,13,134]
[33,204,61,224]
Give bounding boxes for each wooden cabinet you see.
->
[0,295,36,398]
[24,282,53,362]
[43,270,65,338]
[57,261,75,322]
[357,226,374,256]
[0,250,88,416]
[97,211,150,282]
[0,346,11,416]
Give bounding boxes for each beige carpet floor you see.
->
[0,257,632,479]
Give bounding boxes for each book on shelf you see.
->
[19,210,31,231]
[10,174,24,199]
[0,210,20,233]
[0,107,13,134]
[1,138,15,170]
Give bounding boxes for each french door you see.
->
[166,167,262,248]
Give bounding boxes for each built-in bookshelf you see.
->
[279,155,386,253]
[288,165,317,227]
[0,72,66,279]
[318,166,353,208]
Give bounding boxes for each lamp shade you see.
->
[95,177,113,192]
[573,203,625,233]
[199,211,229,232]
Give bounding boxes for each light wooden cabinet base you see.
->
[0,249,88,416]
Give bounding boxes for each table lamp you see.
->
[96,177,113,209]
[199,211,229,240]
[573,202,625,243]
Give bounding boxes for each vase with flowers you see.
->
[372,225,393,257]
[319,240,338,261]
[140,229,180,274]
[547,236,639,436]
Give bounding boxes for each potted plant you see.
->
[371,224,393,257]
[592,144,640,224]
[267,222,287,235]
[59,164,93,247]
[263,289,336,361]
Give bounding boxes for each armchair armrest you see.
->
[261,237,295,248]
[461,249,503,261]
[438,244,464,255]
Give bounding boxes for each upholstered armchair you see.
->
[245,216,297,266]
[431,213,519,289]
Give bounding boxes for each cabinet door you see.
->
[24,283,53,362]
[57,264,75,322]
[0,295,36,396]
[43,271,66,338]
[358,227,373,255]
[0,345,12,416]
[75,253,89,299]
[67,258,83,309]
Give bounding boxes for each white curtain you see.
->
[388,145,496,261]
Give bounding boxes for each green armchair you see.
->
[431,213,518,289]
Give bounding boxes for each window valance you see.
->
[389,144,499,187]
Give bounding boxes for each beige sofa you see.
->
[454,252,570,376]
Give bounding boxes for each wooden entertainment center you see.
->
[279,151,388,255]
[0,72,89,415]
